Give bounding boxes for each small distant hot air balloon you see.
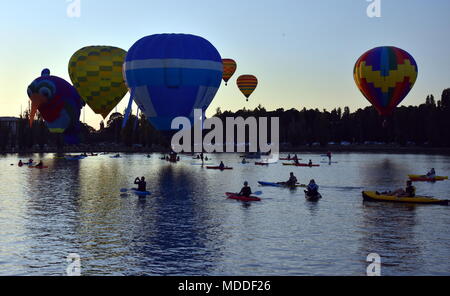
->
[68,46,128,119]
[27,69,85,144]
[123,33,223,131]
[222,58,237,85]
[354,46,418,117]
[237,75,258,102]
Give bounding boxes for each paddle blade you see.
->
[253,191,263,196]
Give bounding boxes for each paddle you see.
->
[253,191,263,195]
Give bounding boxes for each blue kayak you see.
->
[65,156,86,160]
[131,189,151,196]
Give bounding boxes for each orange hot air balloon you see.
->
[222,59,237,85]
[237,75,258,101]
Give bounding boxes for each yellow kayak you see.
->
[408,175,448,182]
[362,191,448,205]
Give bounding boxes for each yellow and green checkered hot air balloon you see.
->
[68,46,128,119]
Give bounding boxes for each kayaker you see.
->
[426,168,436,178]
[293,154,298,161]
[35,161,43,168]
[287,154,291,160]
[305,179,319,196]
[134,177,147,192]
[383,180,416,197]
[242,158,247,164]
[28,159,34,165]
[205,156,209,161]
[219,161,225,170]
[308,159,313,166]
[18,160,23,167]
[115,153,120,158]
[238,181,252,197]
[327,151,332,161]
[294,158,300,165]
[285,172,298,187]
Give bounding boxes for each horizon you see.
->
[1,0,450,129]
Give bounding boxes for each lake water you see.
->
[0,152,449,276]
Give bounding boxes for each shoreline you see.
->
[2,145,450,155]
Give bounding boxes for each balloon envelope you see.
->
[354,46,418,116]
[237,75,258,101]
[69,46,128,119]
[27,69,84,144]
[222,58,237,85]
[123,34,223,131]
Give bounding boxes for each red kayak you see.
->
[206,166,233,170]
[225,192,261,202]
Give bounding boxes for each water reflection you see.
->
[358,201,424,275]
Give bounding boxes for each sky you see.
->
[1,0,450,129]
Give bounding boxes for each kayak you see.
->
[255,162,269,166]
[408,175,448,182]
[28,166,48,169]
[131,189,151,196]
[282,163,320,167]
[206,166,233,170]
[305,192,322,201]
[258,181,306,188]
[225,192,261,202]
[65,156,86,160]
[362,191,449,205]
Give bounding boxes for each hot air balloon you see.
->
[68,46,128,119]
[237,75,258,101]
[222,58,237,85]
[27,69,85,144]
[123,34,223,131]
[354,46,418,116]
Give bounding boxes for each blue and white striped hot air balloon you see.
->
[123,34,223,131]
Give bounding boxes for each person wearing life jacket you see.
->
[426,168,436,178]
[305,179,319,196]
[238,181,252,197]
[284,172,298,187]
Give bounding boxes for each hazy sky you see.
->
[1,0,449,129]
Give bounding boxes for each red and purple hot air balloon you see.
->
[27,69,85,144]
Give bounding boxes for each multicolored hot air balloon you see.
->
[222,58,237,85]
[27,69,85,144]
[123,33,223,131]
[68,46,128,119]
[354,46,418,116]
[237,75,258,101]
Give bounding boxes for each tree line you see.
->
[1,88,449,151]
